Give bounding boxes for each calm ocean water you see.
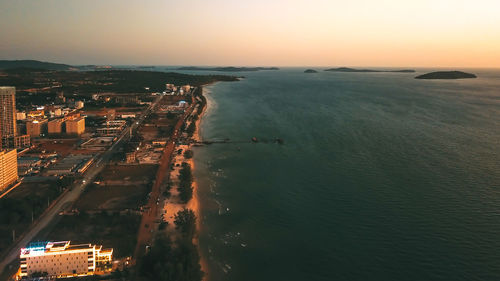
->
[189,68,500,281]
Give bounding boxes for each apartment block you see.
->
[26,119,48,137]
[66,117,85,135]
[48,119,64,134]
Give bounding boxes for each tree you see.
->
[174,209,196,238]
[186,122,196,137]
[178,163,193,203]
[178,184,193,203]
[184,150,193,159]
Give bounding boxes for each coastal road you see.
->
[134,96,197,258]
[0,96,161,277]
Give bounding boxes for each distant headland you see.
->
[304,69,318,73]
[324,67,415,73]
[415,71,477,80]
[0,60,75,71]
[177,66,280,72]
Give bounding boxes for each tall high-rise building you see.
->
[0,86,30,149]
[0,149,18,192]
[0,87,17,138]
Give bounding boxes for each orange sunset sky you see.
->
[0,0,499,67]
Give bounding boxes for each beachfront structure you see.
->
[0,149,18,192]
[19,241,113,278]
[66,117,85,135]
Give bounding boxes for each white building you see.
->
[75,100,84,109]
[20,241,112,278]
[16,112,26,120]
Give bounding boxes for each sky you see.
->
[0,0,499,67]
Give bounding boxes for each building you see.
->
[0,149,18,192]
[6,135,31,149]
[0,87,17,138]
[66,117,85,135]
[16,112,26,120]
[26,119,48,137]
[126,151,136,163]
[19,241,113,278]
[181,85,191,92]
[27,110,45,119]
[75,100,84,109]
[0,87,30,149]
[56,91,66,103]
[165,83,175,91]
[114,95,138,105]
[54,108,63,117]
[48,119,64,134]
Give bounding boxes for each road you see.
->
[0,96,161,276]
[134,94,197,258]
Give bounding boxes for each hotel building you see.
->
[20,241,113,278]
[0,149,18,192]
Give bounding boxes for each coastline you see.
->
[186,85,212,281]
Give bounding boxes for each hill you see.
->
[0,60,74,70]
[415,71,477,80]
[325,67,415,73]
[304,69,318,73]
[177,66,279,72]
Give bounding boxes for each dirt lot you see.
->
[96,164,157,182]
[76,183,151,210]
[6,182,61,200]
[75,164,157,211]
[38,212,140,258]
[31,139,79,158]
[0,181,63,253]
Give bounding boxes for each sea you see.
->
[174,67,500,281]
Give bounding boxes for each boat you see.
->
[251,137,259,143]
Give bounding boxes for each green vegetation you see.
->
[184,150,193,159]
[186,122,196,137]
[415,71,477,79]
[39,212,140,258]
[178,66,278,72]
[178,163,194,203]
[139,209,202,281]
[174,209,197,238]
[0,182,64,253]
[324,67,415,73]
[0,68,238,95]
[0,59,72,70]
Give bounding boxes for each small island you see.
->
[177,66,279,72]
[415,71,477,80]
[304,69,318,73]
[325,67,415,73]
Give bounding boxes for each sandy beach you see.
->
[187,87,211,280]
